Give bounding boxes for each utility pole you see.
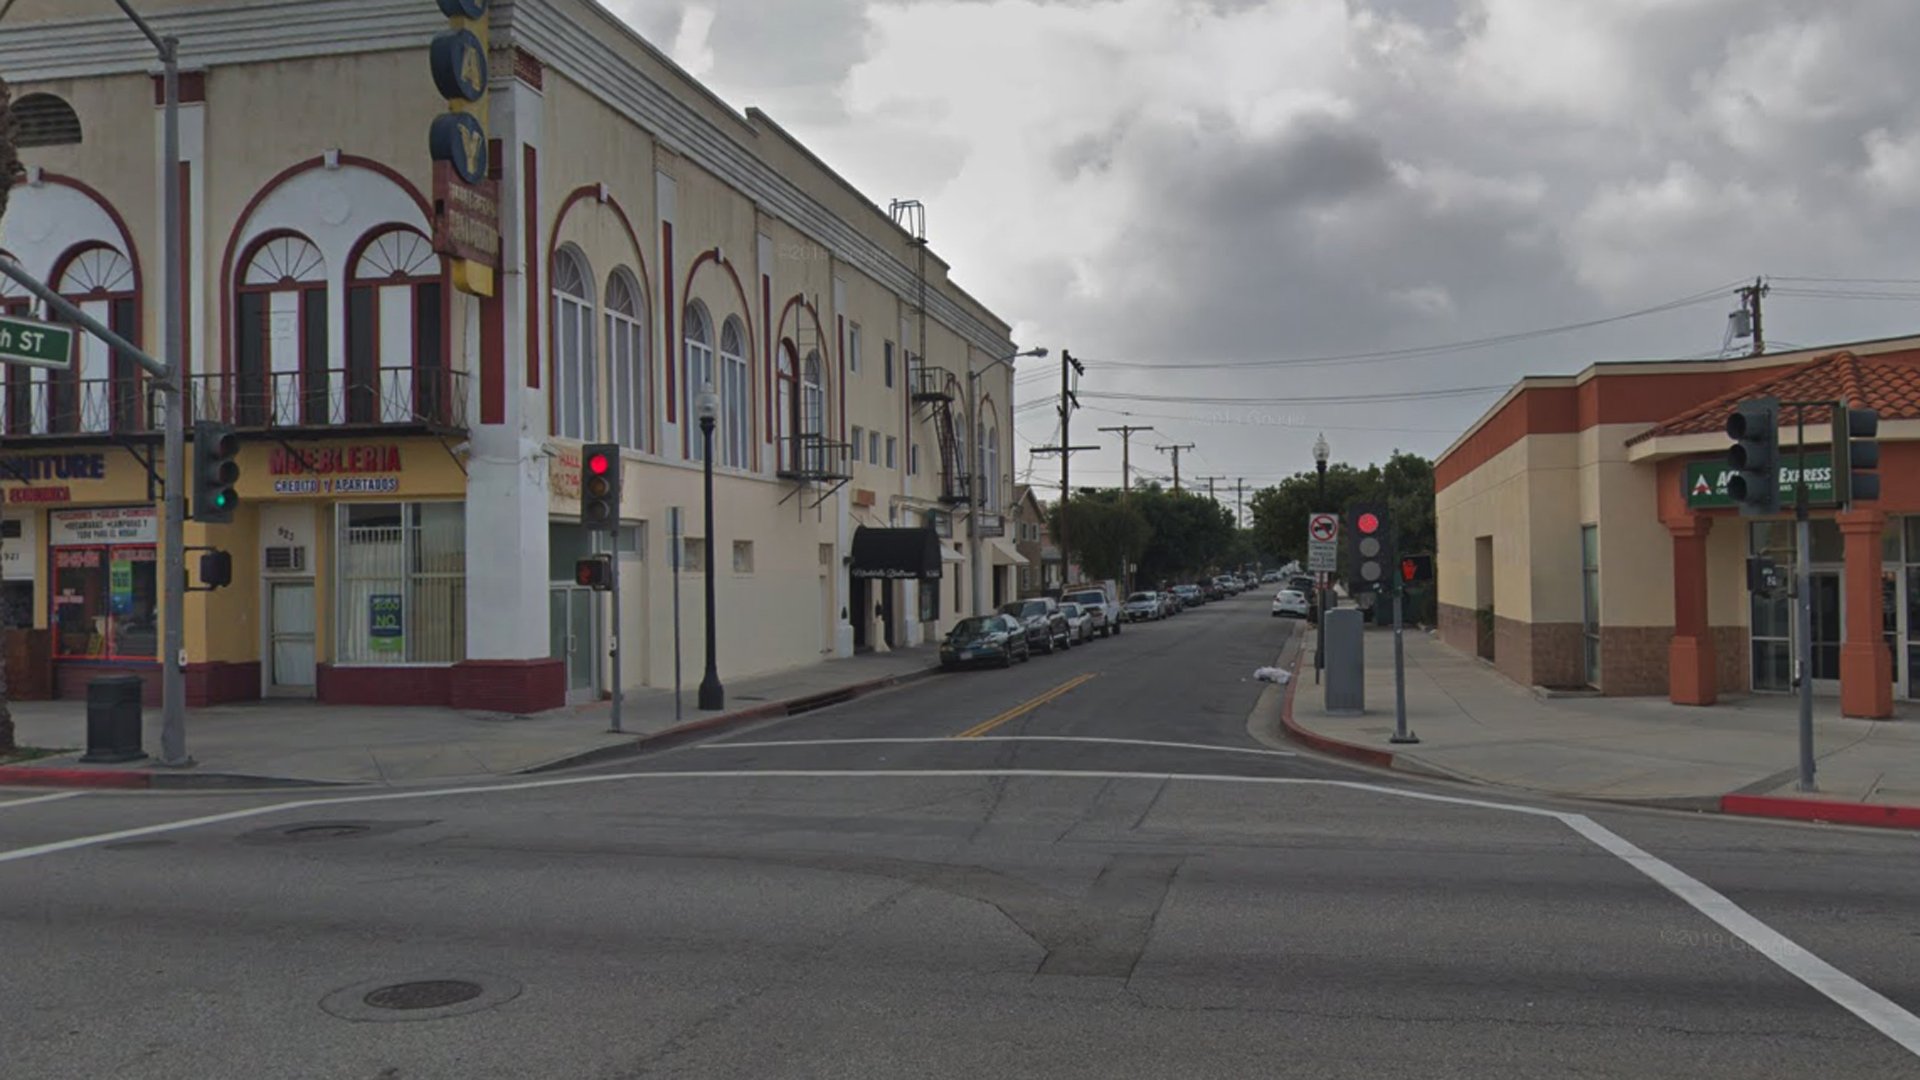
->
[1099,426,1154,496]
[1156,443,1195,493]
[1232,478,1248,529]
[1195,476,1224,505]
[1737,277,1769,356]
[1030,350,1088,586]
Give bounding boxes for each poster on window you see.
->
[110,557,134,616]
[369,594,403,655]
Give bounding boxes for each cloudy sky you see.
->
[607,0,1920,506]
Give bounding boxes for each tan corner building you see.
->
[0,0,1019,710]
[1437,336,1920,719]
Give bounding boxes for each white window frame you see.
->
[886,436,897,469]
[851,425,864,462]
[606,268,646,452]
[849,323,861,373]
[551,245,596,440]
[720,318,751,469]
[683,304,714,462]
[334,501,466,666]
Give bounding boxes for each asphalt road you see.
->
[3,591,1920,1078]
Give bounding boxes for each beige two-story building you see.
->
[0,0,1021,711]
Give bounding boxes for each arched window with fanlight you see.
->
[550,245,596,440]
[606,269,647,451]
[719,317,750,469]
[51,245,138,435]
[802,349,825,474]
[347,227,445,426]
[235,233,327,427]
[775,342,796,472]
[683,303,714,462]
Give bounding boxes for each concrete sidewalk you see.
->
[0,646,941,789]
[1284,622,1920,828]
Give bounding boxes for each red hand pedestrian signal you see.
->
[1402,558,1416,582]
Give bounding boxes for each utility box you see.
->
[80,675,148,764]
[1323,607,1365,715]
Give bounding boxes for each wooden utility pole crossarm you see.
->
[1156,443,1195,493]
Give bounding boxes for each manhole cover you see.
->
[321,972,522,1023]
[286,824,371,839]
[364,980,484,1010]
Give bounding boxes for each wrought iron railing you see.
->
[190,367,467,431]
[776,432,851,481]
[909,362,955,403]
[0,366,467,437]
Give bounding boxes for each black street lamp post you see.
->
[697,385,724,711]
[1313,433,1330,680]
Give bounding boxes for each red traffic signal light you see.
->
[586,452,611,475]
[1357,511,1380,535]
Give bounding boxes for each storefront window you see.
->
[337,502,466,664]
[51,544,156,660]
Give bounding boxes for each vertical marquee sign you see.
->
[428,0,501,297]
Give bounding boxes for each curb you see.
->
[517,664,945,774]
[1275,670,1920,831]
[0,762,349,791]
[1721,793,1920,830]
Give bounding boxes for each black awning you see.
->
[850,526,943,580]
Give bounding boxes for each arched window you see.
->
[236,233,327,426]
[52,246,137,435]
[13,93,82,148]
[719,317,750,469]
[683,303,713,461]
[802,349,825,473]
[775,342,796,472]
[550,245,596,440]
[348,228,444,425]
[606,269,647,451]
[986,426,1001,512]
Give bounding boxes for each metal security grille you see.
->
[337,503,465,663]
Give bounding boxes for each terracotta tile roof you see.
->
[1626,351,1920,445]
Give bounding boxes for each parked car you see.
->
[999,597,1073,653]
[1062,585,1122,637]
[1123,591,1163,622]
[1157,591,1181,618]
[940,614,1031,669]
[1173,584,1204,608]
[1272,588,1310,618]
[1262,571,1284,583]
[1060,601,1101,644]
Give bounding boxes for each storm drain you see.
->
[321,972,522,1023]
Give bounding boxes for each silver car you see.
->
[1124,591,1163,622]
[1059,601,1102,644]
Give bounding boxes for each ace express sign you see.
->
[1686,453,1834,509]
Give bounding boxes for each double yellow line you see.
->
[955,673,1098,738]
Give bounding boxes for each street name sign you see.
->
[1307,511,1339,572]
[0,314,73,370]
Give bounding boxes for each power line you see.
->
[1081,384,1507,407]
[1077,402,1461,435]
[1073,280,1746,372]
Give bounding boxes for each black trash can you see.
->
[80,675,148,764]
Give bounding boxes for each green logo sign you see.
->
[1685,453,1834,508]
[0,315,74,370]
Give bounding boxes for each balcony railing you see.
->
[0,367,467,438]
[775,432,851,481]
[192,368,467,432]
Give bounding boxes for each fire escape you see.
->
[891,198,968,507]
[777,300,852,511]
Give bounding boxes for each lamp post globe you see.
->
[696,385,723,711]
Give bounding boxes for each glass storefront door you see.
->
[549,585,599,704]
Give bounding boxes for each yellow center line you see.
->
[954,673,1099,739]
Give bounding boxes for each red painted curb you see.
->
[1275,651,1398,769]
[1720,794,1920,830]
[0,766,152,790]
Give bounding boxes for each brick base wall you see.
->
[185,661,261,706]
[1438,603,1477,657]
[1599,627,1671,696]
[449,659,566,714]
[1713,626,1750,694]
[1528,623,1586,690]
[315,659,566,714]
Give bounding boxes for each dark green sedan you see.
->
[940,614,1031,670]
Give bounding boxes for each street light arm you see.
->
[109,0,170,55]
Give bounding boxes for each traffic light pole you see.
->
[1390,583,1417,744]
[1792,404,1815,791]
[609,535,623,734]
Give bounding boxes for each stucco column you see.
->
[1838,509,1893,719]
[1667,514,1715,706]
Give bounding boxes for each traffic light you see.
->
[1832,404,1880,507]
[1347,502,1394,594]
[580,442,621,532]
[191,420,240,523]
[1400,554,1433,584]
[199,550,233,589]
[575,555,610,591]
[1725,397,1780,516]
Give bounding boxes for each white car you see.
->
[1059,601,1098,644]
[1272,588,1310,618]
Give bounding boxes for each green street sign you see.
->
[1686,452,1834,508]
[0,314,73,370]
